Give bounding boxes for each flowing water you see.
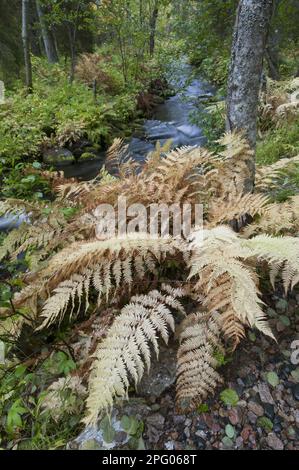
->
[61,62,215,180]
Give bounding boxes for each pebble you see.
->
[228,408,239,425]
[248,411,257,424]
[235,436,243,448]
[258,382,275,404]
[248,401,264,417]
[196,437,206,450]
[292,384,299,401]
[266,433,284,450]
[264,403,275,420]
[241,425,252,442]
[222,436,234,449]
[172,415,185,425]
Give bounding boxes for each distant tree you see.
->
[22,0,33,93]
[149,0,159,56]
[35,0,59,63]
[0,1,22,84]
[226,0,274,192]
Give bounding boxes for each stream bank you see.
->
[58,63,215,180]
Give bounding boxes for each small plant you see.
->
[220,389,239,407]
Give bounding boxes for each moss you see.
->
[80,152,97,161]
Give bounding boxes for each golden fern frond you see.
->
[83,285,185,425]
[241,234,299,293]
[207,192,269,227]
[188,226,275,343]
[105,138,138,177]
[142,140,173,174]
[22,234,184,328]
[0,224,30,261]
[176,312,223,410]
[0,206,73,266]
[242,195,299,237]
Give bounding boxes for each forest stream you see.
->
[0,62,214,231]
[59,62,215,179]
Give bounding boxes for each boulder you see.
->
[43,147,75,165]
[138,341,177,398]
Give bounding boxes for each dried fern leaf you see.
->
[176,312,223,410]
[83,286,185,425]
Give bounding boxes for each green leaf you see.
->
[267,371,279,387]
[257,416,273,431]
[279,315,290,327]
[121,415,140,435]
[291,368,299,382]
[15,365,27,378]
[100,416,115,443]
[197,403,209,414]
[248,331,256,342]
[225,424,235,439]
[220,389,239,407]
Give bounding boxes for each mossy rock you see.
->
[80,152,98,161]
[43,148,75,165]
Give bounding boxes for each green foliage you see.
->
[192,52,230,86]
[1,162,52,200]
[0,57,138,173]
[256,119,299,166]
[257,416,273,432]
[190,99,225,150]
[197,403,209,414]
[0,352,81,449]
[266,371,279,388]
[220,389,239,407]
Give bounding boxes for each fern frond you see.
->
[188,226,275,343]
[83,286,185,425]
[208,192,269,227]
[176,312,223,410]
[241,234,299,293]
[26,234,184,328]
[242,195,299,237]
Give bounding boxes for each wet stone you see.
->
[266,433,284,450]
[292,384,299,401]
[264,403,275,420]
[248,401,264,417]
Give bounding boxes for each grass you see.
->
[256,119,299,165]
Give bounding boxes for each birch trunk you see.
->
[226,0,274,192]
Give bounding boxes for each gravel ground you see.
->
[141,294,299,451]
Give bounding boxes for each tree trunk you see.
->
[22,0,33,93]
[68,27,76,83]
[226,0,274,192]
[35,0,59,63]
[149,2,159,57]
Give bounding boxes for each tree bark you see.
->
[149,1,159,57]
[35,0,59,63]
[22,0,33,93]
[226,0,274,192]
